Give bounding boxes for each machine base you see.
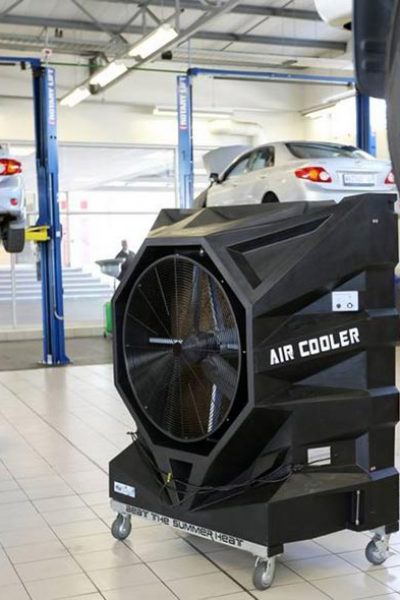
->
[109,495,395,590]
[109,440,398,590]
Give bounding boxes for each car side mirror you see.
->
[209,172,220,184]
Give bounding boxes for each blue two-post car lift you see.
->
[177,67,372,208]
[0,58,372,362]
[0,56,69,366]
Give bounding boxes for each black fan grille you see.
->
[123,254,241,441]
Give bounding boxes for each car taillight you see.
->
[385,170,395,184]
[0,159,22,175]
[10,198,18,206]
[295,166,332,183]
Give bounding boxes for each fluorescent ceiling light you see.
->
[154,106,232,119]
[60,87,91,108]
[172,48,354,71]
[90,61,128,87]
[323,89,355,104]
[129,23,178,59]
[9,145,35,156]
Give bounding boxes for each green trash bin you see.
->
[95,259,124,338]
[104,301,113,337]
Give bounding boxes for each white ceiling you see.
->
[0,1,354,124]
[0,0,351,66]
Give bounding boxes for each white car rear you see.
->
[202,142,396,208]
[0,146,25,253]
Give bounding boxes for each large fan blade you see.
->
[214,327,240,353]
[208,277,225,331]
[174,261,195,338]
[154,266,170,319]
[136,285,172,339]
[207,384,222,432]
[186,381,207,436]
[191,264,202,332]
[202,354,237,400]
[131,351,174,403]
[162,358,183,436]
[124,255,240,440]
[126,348,169,371]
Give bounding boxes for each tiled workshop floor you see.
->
[0,364,399,600]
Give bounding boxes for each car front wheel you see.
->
[1,225,25,253]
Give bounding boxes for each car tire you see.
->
[262,192,279,204]
[2,225,25,253]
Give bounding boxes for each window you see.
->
[224,154,251,179]
[248,147,275,171]
[286,142,373,160]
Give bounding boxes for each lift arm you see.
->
[25,225,50,242]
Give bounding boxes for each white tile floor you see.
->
[0,363,399,600]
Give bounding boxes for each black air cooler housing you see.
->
[110,194,399,555]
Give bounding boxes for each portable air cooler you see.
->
[109,194,399,589]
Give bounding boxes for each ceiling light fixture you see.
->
[89,61,128,87]
[129,23,178,60]
[60,87,91,108]
[153,106,232,119]
[323,89,355,104]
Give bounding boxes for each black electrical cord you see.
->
[129,432,330,502]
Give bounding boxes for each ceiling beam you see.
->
[0,0,25,16]
[0,15,345,52]
[78,0,245,91]
[0,13,122,33]
[0,32,115,54]
[194,31,345,51]
[94,0,322,20]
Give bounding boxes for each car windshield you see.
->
[286,142,374,160]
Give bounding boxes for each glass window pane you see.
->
[287,142,373,160]
[0,143,177,331]
[226,156,250,179]
[249,147,275,171]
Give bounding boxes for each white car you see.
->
[196,141,396,208]
[0,146,25,253]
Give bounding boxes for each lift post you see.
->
[356,91,373,154]
[176,67,360,208]
[0,57,69,365]
[33,65,69,365]
[177,74,194,208]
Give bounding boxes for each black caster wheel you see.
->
[365,536,389,566]
[253,556,276,590]
[111,514,132,541]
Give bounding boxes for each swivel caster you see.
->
[253,556,276,590]
[111,513,132,541]
[365,534,390,566]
